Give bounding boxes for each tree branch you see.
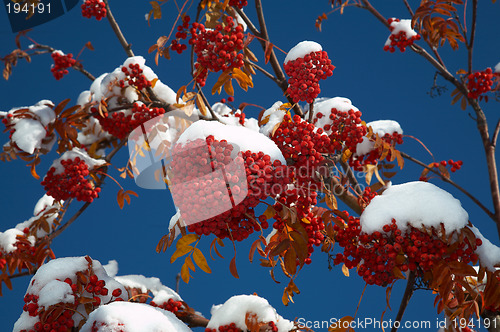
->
[244,59,280,85]
[391,271,416,332]
[402,0,414,17]
[400,151,496,221]
[103,0,134,57]
[233,7,260,36]
[330,177,363,215]
[492,119,500,148]
[468,0,478,74]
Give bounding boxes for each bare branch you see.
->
[244,59,280,85]
[402,0,414,17]
[103,0,134,57]
[330,176,363,215]
[233,7,260,36]
[391,271,416,332]
[492,119,500,148]
[469,0,478,74]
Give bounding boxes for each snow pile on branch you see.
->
[470,226,500,271]
[4,100,56,154]
[356,120,403,156]
[211,102,258,131]
[284,41,322,64]
[176,120,286,164]
[48,147,106,175]
[114,274,183,304]
[360,181,469,234]
[306,97,360,132]
[15,194,64,238]
[78,56,176,107]
[206,295,294,332]
[80,302,191,332]
[259,101,287,137]
[0,228,34,253]
[384,19,418,46]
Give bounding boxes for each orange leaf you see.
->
[170,245,193,264]
[85,41,94,51]
[176,234,199,249]
[223,79,234,96]
[284,248,297,275]
[264,41,273,64]
[329,316,354,332]
[193,248,212,273]
[181,261,191,283]
[230,256,239,278]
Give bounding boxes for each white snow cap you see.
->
[284,41,322,64]
[470,226,500,271]
[360,181,469,234]
[0,228,33,253]
[494,62,500,74]
[176,120,286,164]
[356,120,403,156]
[384,19,418,46]
[306,97,360,134]
[14,194,63,239]
[80,302,192,332]
[114,274,182,303]
[48,147,106,175]
[206,295,294,332]
[259,101,286,137]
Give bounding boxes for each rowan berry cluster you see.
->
[333,216,481,286]
[205,321,278,332]
[419,159,463,182]
[272,114,330,168]
[150,298,183,313]
[41,157,102,203]
[383,18,421,53]
[81,0,107,21]
[467,68,496,100]
[284,51,335,103]
[357,187,378,209]
[171,136,288,241]
[51,52,76,80]
[119,63,152,91]
[229,0,247,9]
[96,103,165,139]
[349,132,403,171]
[173,15,245,86]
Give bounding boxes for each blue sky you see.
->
[1,0,499,331]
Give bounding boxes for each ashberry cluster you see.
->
[314,107,366,154]
[96,102,165,139]
[333,215,481,286]
[51,52,76,80]
[419,159,463,182]
[81,0,107,20]
[150,298,183,314]
[284,51,335,103]
[467,68,496,100]
[41,156,102,202]
[173,16,246,86]
[170,136,288,241]
[357,187,378,210]
[349,131,403,171]
[228,0,247,9]
[119,63,152,91]
[383,18,421,53]
[171,16,190,54]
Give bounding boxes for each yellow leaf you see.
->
[150,1,162,19]
[195,94,208,116]
[181,261,191,283]
[212,70,232,95]
[193,248,212,273]
[224,79,234,96]
[177,234,199,249]
[185,256,195,272]
[342,263,350,277]
[170,245,193,264]
[176,85,187,103]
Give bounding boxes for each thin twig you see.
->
[468,0,478,74]
[330,176,363,215]
[103,0,134,57]
[175,273,181,294]
[307,102,314,123]
[233,7,260,36]
[402,0,414,17]
[400,151,495,221]
[196,83,218,120]
[10,270,36,279]
[244,59,279,84]
[46,202,91,242]
[340,160,363,195]
[391,271,416,332]
[492,119,500,147]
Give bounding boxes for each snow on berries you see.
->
[383,18,420,53]
[41,148,106,202]
[205,295,294,332]
[170,120,288,241]
[284,41,335,103]
[51,51,76,80]
[13,256,128,332]
[174,15,246,86]
[467,67,497,100]
[81,0,107,21]
[80,302,191,332]
[2,100,56,155]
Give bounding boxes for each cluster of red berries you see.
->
[349,132,403,171]
[150,298,183,313]
[79,274,110,306]
[171,16,190,54]
[174,16,245,86]
[284,51,335,103]
[333,216,481,286]
[228,0,247,9]
[467,68,497,100]
[50,52,76,80]
[21,293,75,332]
[119,63,152,91]
[81,0,107,21]
[171,136,288,241]
[205,321,278,332]
[357,187,378,209]
[419,159,463,181]
[383,18,421,53]
[41,157,102,203]
[234,112,245,125]
[96,103,165,139]
[220,96,235,104]
[315,108,366,154]
[272,114,330,168]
